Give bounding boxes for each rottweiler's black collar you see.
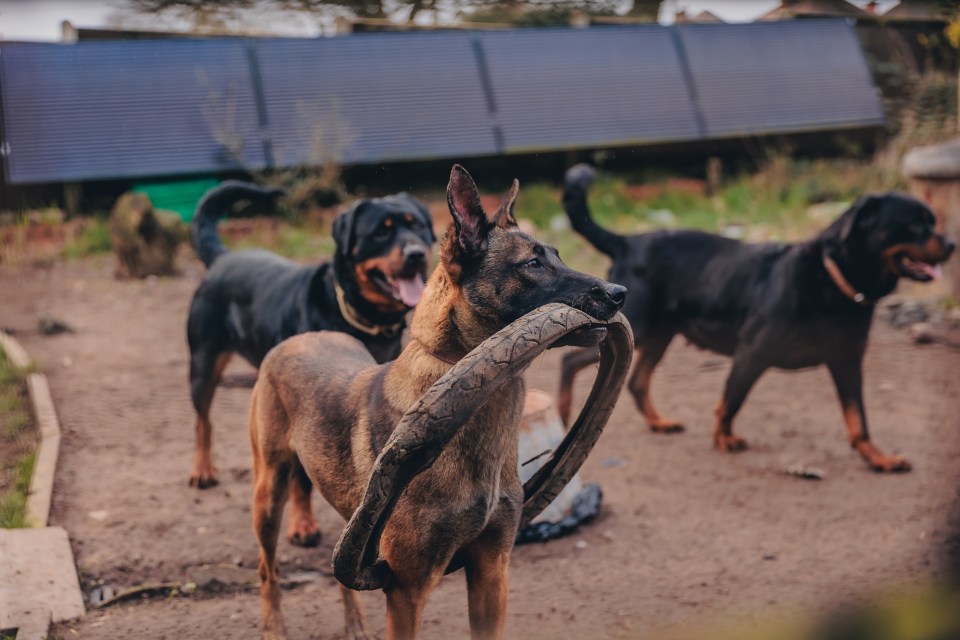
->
[334,283,405,338]
[822,253,874,306]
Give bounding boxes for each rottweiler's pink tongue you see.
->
[922,263,943,280]
[397,274,425,306]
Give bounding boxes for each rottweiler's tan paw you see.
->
[189,464,219,489]
[714,434,749,452]
[286,520,321,547]
[649,419,685,434]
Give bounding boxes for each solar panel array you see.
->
[0,20,883,185]
[0,39,267,183]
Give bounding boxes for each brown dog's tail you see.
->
[562,164,627,259]
[190,181,285,268]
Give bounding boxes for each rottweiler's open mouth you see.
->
[894,253,943,282]
[369,269,426,307]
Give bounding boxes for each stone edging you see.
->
[0,331,60,528]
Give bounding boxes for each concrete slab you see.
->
[26,374,60,439]
[0,332,31,370]
[0,332,62,528]
[25,433,59,529]
[0,526,85,639]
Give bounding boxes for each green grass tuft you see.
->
[0,451,35,528]
[275,227,336,261]
[227,224,336,261]
[0,348,37,529]
[63,219,112,259]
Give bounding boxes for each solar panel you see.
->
[478,26,703,153]
[254,32,498,167]
[676,20,884,139]
[0,39,266,184]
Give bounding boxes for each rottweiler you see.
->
[248,165,626,639]
[558,164,954,472]
[186,182,435,521]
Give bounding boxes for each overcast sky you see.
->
[0,0,903,42]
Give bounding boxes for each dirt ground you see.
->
[2,251,959,640]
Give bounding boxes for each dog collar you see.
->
[822,254,873,306]
[334,283,405,338]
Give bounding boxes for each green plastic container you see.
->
[131,177,220,222]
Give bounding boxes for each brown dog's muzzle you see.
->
[883,235,956,282]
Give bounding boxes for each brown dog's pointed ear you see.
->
[446,164,489,254]
[491,178,519,229]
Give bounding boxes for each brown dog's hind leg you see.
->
[557,347,600,425]
[189,351,232,488]
[252,449,293,640]
[828,359,911,472]
[285,461,321,547]
[713,355,765,452]
[630,337,684,433]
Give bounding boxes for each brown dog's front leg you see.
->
[828,359,911,472]
[465,544,511,640]
[384,581,433,640]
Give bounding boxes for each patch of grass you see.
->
[0,399,29,439]
[530,226,609,278]
[0,354,30,440]
[274,226,336,261]
[0,347,37,529]
[0,451,35,529]
[514,154,888,252]
[63,218,111,259]
[226,222,336,261]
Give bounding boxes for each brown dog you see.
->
[248,165,626,639]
